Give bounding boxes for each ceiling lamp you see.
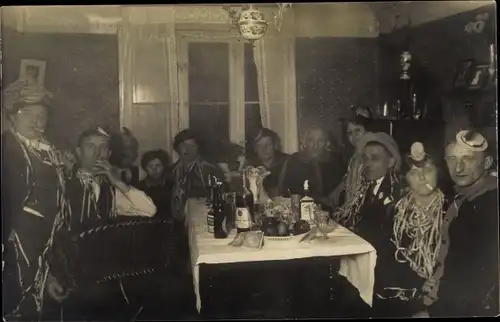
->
[223,4,292,43]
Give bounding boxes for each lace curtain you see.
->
[252,24,298,154]
[118,6,181,161]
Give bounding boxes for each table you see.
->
[185,198,377,314]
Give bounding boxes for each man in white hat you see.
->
[418,129,498,317]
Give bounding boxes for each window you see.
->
[188,42,230,143]
[179,35,261,151]
[244,43,262,141]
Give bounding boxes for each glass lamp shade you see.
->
[238,7,268,41]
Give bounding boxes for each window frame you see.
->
[177,30,247,146]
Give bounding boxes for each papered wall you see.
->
[296,37,379,149]
[379,4,496,129]
[1,27,120,150]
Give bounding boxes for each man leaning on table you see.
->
[414,129,499,317]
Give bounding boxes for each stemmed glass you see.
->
[313,208,336,241]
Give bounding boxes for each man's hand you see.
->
[92,160,119,183]
[46,273,69,303]
[92,160,131,194]
[60,150,77,174]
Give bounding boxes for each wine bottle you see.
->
[235,172,253,233]
[213,182,228,239]
[300,180,315,224]
[207,176,217,234]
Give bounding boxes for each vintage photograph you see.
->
[468,64,490,90]
[19,58,47,85]
[453,59,475,89]
[1,2,498,321]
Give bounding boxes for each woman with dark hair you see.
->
[328,106,374,208]
[371,141,451,318]
[138,149,173,218]
[170,129,223,219]
[2,80,73,320]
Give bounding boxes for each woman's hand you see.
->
[46,273,69,303]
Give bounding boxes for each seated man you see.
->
[66,127,156,231]
[247,128,317,198]
[332,132,404,317]
[170,129,224,219]
[53,127,157,320]
[289,126,345,204]
[419,129,498,317]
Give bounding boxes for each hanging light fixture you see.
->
[223,4,292,43]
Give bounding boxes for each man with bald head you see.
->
[420,129,498,317]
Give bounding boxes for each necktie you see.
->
[366,180,377,203]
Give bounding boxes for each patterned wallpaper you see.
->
[295,37,379,148]
[2,28,120,150]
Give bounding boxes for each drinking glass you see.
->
[313,209,335,241]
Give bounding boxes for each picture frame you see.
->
[452,59,475,89]
[19,59,47,86]
[467,64,490,90]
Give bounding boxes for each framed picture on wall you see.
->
[468,65,489,90]
[20,59,47,86]
[452,59,475,89]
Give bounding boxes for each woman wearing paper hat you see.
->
[372,142,451,317]
[2,79,73,320]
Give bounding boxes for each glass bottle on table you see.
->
[235,172,254,233]
[214,182,229,239]
[207,181,216,234]
[300,180,315,225]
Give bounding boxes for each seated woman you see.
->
[328,106,373,208]
[109,127,141,188]
[247,128,315,198]
[170,129,223,219]
[137,149,174,219]
[372,142,450,318]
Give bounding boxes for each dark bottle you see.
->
[235,172,254,233]
[207,192,215,234]
[206,174,215,207]
[213,182,228,239]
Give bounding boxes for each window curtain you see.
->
[118,6,181,161]
[252,20,298,154]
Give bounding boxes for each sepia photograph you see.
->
[452,59,475,89]
[1,2,498,321]
[468,64,490,90]
[19,59,47,86]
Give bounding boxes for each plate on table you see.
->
[264,230,311,242]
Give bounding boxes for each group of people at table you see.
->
[2,75,498,320]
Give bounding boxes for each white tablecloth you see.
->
[185,198,377,312]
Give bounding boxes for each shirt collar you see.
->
[455,175,498,201]
[15,131,51,152]
[77,169,102,185]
